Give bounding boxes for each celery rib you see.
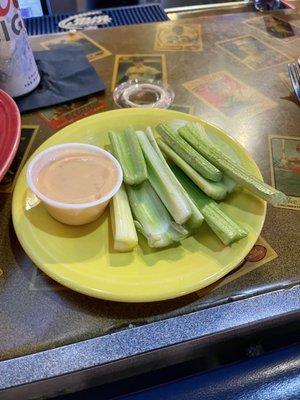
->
[110,184,138,252]
[145,127,203,230]
[108,127,147,186]
[171,165,248,245]
[156,123,223,182]
[167,122,237,194]
[126,181,188,248]
[179,123,287,205]
[157,139,228,201]
[137,131,192,225]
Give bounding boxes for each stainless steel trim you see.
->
[0,285,299,400]
[165,1,248,14]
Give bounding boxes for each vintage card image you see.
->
[39,96,108,130]
[0,126,39,193]
[155,23,202,52]
[183,71,276,120]
[40,32,111,62]
[169,104,194,114]
[111,54,167,91]
[245,16,300,42]
[290,16,300,28]
[279,71,292,91]
[269,135,300,210]
[197,236,278,297]
[217,35,290,71]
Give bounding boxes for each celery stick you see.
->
[156,123,223,182]
[157,139,227,201]
[223,175,237,194]
[205,202,247,241]
[145,127,203,230]
[168,122,237,194]
[126,181,188,248]
[137,131,192,224]
[172,165,248,245]
[145,127,166,163]
[110,183,138,252]
[184,122,211,143]
[179,123,287,205]
[108,127,147,186]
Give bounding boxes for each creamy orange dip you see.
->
[36,151,118,204]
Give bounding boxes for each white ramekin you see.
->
[26,143,123,225]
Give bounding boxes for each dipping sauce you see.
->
[36,151,118,204]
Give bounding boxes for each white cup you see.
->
[26,143,123,225]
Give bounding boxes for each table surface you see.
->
[0,8,299,366]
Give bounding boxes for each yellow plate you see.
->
[12,109,266,302]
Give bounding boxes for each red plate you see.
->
[0,90,21,182]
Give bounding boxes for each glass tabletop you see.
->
[0,7,299,364]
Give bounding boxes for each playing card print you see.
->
[155,23,202,52]
[41,32,111,62]
[39,96,108,129]
[111,54,167,90]
[183,71,276,119]
[269,135,300,210]
[197,236,278,297]
[217,35,290,70]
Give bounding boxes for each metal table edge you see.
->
[0,285,299,393]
